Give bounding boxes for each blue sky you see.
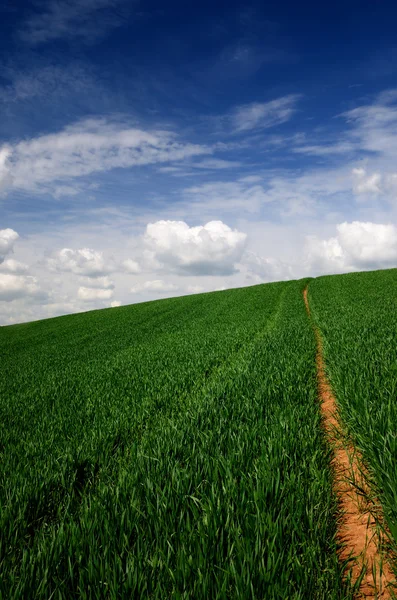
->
[2,0,397,323]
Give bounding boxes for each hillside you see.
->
[1,271,397,598]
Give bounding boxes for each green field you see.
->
[309,269,397,560]
[1,270,397,599]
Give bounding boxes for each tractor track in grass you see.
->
[303,286,396,599]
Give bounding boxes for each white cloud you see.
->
[0,273,44,302]
[305,236,345,274]
[130,280,179,294]
[241,251,294,282]
[285,90,397,210]
[0,259,29,274]
[19,0,131,45]
[183,180,269,215]
[186,285,205,294]
[0,148,13,191]
[78,286,114,301]
[110,300,122,307]
[53,185,81,199]
[48,247,111,277]
[350,167,397,200]
[294,142,355,156]
[343,98,397,156]
[352,168,382,195]
[0,231,44,303]
[231,95,300,132]
[143,220,247,276]
[122,258,141,273]
[337,221,397,267]
[177,164,357,220]
[305,221,397,274]
[3,216,397,325]
[230,171,340,218]
[0,64,91,105]
[157,166,182,174]
[0,228,19,263]
[190,159,242,170]
[78,275,115,288]
[2,118,211,196]
[238,175,263,183]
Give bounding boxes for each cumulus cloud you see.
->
[0,228,19,263]
[0,259,29,274]
[122,258,141,273]
[306,221,397,274]
[77,286,114,301]
[337,222,397,267]
[110,300,121,308]
[130,280,179,294]
[0,230,45,303]
[48,247,111,277]
[78,275,114,289]
[143,220,247,276]
[2,118,211,196]
[0,273,45,302]
[305,235,345,274]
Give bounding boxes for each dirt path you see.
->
[303,287,396,599]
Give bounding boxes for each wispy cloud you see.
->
[230,94,301,133]
[0,64,98,104]
[182,179,271,216]
[292,89,397,161]
[156,158,242,177]
[189,158,242,170]
[18,0,133,45]
[293,142,356,156]
[0,148,14,191]
[204,95,301,137]
[0,118,211,196]
[342,91,397,157]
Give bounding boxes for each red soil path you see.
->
[303,287,396,599]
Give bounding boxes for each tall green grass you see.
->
[0,280,347,598]
[309,268,397,561]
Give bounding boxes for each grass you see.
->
[0,279,348,599]
[309,268,397,569]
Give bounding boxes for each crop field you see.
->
[4,270,397,599]
[309,268,397,560]
[0,278,353,600]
